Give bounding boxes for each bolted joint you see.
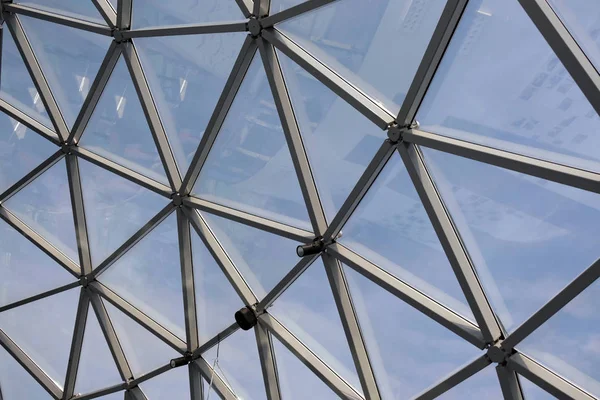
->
[387,120,420,143]
[169,353,193,368]
[61,143,73,154]
[296,238,325,257]
[79,275,89,288]
[171,193,183,207]
[487,343,510,365]
[247,17,262,37]
[235,306,258,330]
[112,29,125,43]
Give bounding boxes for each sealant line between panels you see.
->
[193,358,237,400]
[92,0,117,28]
[0,97,60,145]
[235,0,253,18]
[177,208,199,351]
[497,365,525,400]
[122,21,248,39]
[261,0,339,28]
[66,154,93,276]
[0,281,80,314]
[63,289,91,399]
[255,324,281,400]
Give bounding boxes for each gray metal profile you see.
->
[496,365,525,400]
[0,281,80,314]
[122,21,248,39]
[177,208,199,351]
[63,289,90,399]
[193,358,237,400]
[0,97,60,144]
[255,323,281,400]
[91,0,117,28]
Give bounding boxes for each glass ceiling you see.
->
[0,0,599,399]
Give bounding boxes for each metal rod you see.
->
[0,281,80,314]
[122,21,248,39]
[191,322,239,359]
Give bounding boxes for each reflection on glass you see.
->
[191,229,242,344]
[277,49,386,220]
[4,159,79,264]
[0,27,51,127]
[0,219,73,307]
[519,375,556,399]
[339,154,473,319]
[0,288,79,388]
[135,33,246,175]
[344,265,479,399]
[75,304,122,395]
[80,57,169,184]
[98,212,186,340]
[0,345,53,399]
[79,158,169,267]
[418,0,600,174]
[194,54,311,229]
[436,365,502,399]
[278,0,447,113]
[103,301,179,376]
[269,259,362,392]
[202,329,266,400]
[140,363,190,399]
[202,212,300,298]
[132,0,243,28]
[422,147,600,331]
[19,16,112,128]
[16,0,105,24]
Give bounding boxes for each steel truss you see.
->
[0,0,598,399]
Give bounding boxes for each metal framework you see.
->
[0,0,598,399]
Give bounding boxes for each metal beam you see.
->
[0,97,60,145]
[193,358,237,400]
[4,3,113,36]
[126,387,148,400]
[497,365,524,400]
[66,154,93,275]
[253,0,270,18]
[69,41,122,145]
[414,354,491,400]
[184,207,257,306]
[122,21,248,39]
[128,363,172,387]
[177,208,199,351]
[261,0,338,28]
[0,207,80,277]
[92,0,117,28]
[508,353,594,400]
[189,362,204,400]
[261,28,394,130]
[502,257,600,351]
[322,253,380,400]
[63,289,90,399]
[397,143,502,344]
[517,0,600,118]
[0,281,80,314]
[255,324,281,400]
[116,0,132,30]
[396,0,468,125]
[73,382,127,400]
[259,313,364,400]
[122,41,181,191]
[404,129,600,196]
[5,14,69,142]
[181,36,257,195]
[328,243,486,348]
[192,322,239,359]
[258,38,327,235]
[235,0,253,18]
[89,282,188,354]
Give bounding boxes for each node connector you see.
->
[248,17,262,37]
[171,193,183,207]
[235,306,258,331]
[112,29,125,43]
[296,238,325,257]
[487,344,509,365]
[169,353,192,368]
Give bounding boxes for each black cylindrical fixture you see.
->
[170,356,189,368]
[296,241,324,257]
[235,306,258,331]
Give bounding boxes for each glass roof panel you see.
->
[418,0,600,175]
[0,288,79,388]
[0,27,51,128]
[344,264,480,399]
[103,300,179,376]
[202,212,299,298]
[190,228,243,344]
[98,212,185,340]
[202,328,266,400]
[269,0,305,14]
[0,218,73,307]
[269,258,362,392]
[15,1,106,24]
[277,48,386,220]
[79,158,169,267]
[95,393,125,400]
[134,32,246,175]
[4,158,79,264]
[75,303,122,395]
[339,153,473,319]
[19,16,112,129]
[140,365,190,399]
[277,0,447,113]
[272,335,339,400]
[519,375,556,399]
[422,147,600,331]
[0,345,53,399]
[132,0,244,28]
[193,54,312,230]
[202,377,221,399]
[80,57,169,185]
[436,364,502,399]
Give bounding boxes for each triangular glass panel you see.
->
[202,328,267,400]
[0,112,57,196]
[75,302,123,395]
[98,212,185,340]
[272,335,339,400]
[269,259,362,392]
[519,375,557,399]
[339,153,473,319]
[191,227,242,344]
[95,393,125,400]
[139,365,190,399]
[0,288,79,387]
[0,345,53,399]
[421,147,600,331]
[80,57,169,185]
[15,1,106,24]
[4,158,79,264]
[78,158,169,267]
[134,32,246,175]
[269,0,306,13]
[202,377,221,399]
[193,54,312,230]
[19,16,112,129]
[418,0,600,175]
[103,301,180,377]
[0,218,73,307]
[0,26,51,127]
[344,265,480,398]
[132,0,244,28]
[202,212,300,298]
[277,48,387,219]
[435,364,503,399]
[277,0,447,113]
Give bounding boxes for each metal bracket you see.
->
[387,120,420,143]
[487,342,511,365]
[112,28,125,43]
[248,17,262,37]
[296,237,326,257]
[170,352,193,368]
[171,193,183,207]
[79,275,89,288]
